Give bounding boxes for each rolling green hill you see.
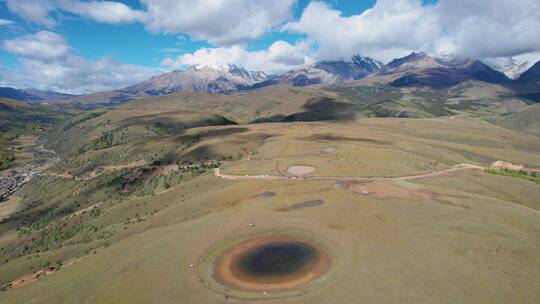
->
[495,103,540,135]
[1,115,540,302]
[325,80,531,119]
[1,82,539,303]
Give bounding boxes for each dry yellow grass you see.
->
[2,168,540,303]
[0,196,21,221]
[1,109,539,303]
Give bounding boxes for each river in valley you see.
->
[0,137,60,202]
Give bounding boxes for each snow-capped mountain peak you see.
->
[351,55,383,72]
[190,62,246,75]
[122,63,268,95]
[484,56,540,80]
[190,63,267,82]
[191,62,235,72]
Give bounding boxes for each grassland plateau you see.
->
[0,81,539,303]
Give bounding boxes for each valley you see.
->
[0,137,60,202]
[0,51,539,303]
[2,1,540,302]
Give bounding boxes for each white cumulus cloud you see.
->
[5,0,56,27]
[5,0,294,46]
[434,0,540,59]
[284,0,540,62]
[3,31,71,60]
[1,31,159,94]
[161,41,311,74]
[0,19,14,26]
[3,0,540,92]
[5,0,146,26]
[141,0,295,46]
[59,0,147,24]
[284,0,440,62]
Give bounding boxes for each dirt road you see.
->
[214,163,486,182]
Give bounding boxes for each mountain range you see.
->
[366,52,511,89]
[0,87,75,102]
[484,57,535,80]
[1,52,539,105]
[516,61,540,83]
[123,63,268,95]
[252,55,383,88]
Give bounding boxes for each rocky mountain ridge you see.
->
[3,53,539,104]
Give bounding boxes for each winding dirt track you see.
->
[214,163,486,182]
[43,162,486,182]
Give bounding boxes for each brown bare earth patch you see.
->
[347,181,471,209]
[213,235,331,292]
[491,160,525,170]
[2,258,81,291]
[145,164,186,176]
[67,202,103,219]
[348,181,433,201]
[491,160,540,173]
[7,267,56,289]
[287,166,316,175]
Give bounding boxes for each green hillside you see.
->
[495,103,540,135]
[0,99,68,169]
[1,85,539,303]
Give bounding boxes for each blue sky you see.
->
[0,1,381,69]
[0,0,538,93]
